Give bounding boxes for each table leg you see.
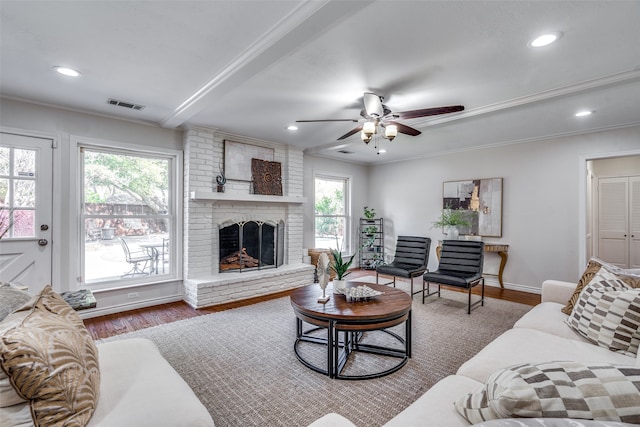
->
[328,319,335,379]
[406,311,412,358]
[497,251,508,288]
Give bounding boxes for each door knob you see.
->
[38,239,48,246]
[40,224,49,231]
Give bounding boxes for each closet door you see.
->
[631,176,640,269]
[598,177,628,268]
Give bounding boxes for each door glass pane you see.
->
[12,209,34,238]
[0,178,8,206]
[14,149,36,177]
[14,180,35,207]
[0,147,8,175]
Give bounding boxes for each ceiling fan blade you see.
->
[397,105,464,120]
[389,121,421,136]
[337,125,363,140]
[296,119,359,123]
[363,92,384,117]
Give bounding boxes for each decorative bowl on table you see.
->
[336,285,384,302]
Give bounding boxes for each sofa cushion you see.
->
[566,278,640,356]
[456,328,635,384]
[0,285,100,427]
[88,338,215,427]
[513,302,590,342]
[456,361,640,424]
[382,375,481,427]
[562,258,640,315]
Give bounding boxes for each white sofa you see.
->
[309,279,640,426]
[0,283,215,427]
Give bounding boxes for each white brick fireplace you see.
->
[182,128,314,308]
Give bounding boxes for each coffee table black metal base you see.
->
[293,311,411,380]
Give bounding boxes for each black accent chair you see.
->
[422,240,485,314]
[376,236,431,297]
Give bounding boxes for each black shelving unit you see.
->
[359,217,384,270]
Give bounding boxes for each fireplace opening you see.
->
[219,220,284,272]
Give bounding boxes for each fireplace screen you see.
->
[219,220,283,272]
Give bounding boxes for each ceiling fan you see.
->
[296,92,464,144]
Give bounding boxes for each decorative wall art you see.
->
[251,158,283,196]
[442,178,503,237]
[223,140,274,181]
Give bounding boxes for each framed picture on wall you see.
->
[442,177,503,237]
[224,140,274,181]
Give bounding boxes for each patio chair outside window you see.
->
[120,238,154,277]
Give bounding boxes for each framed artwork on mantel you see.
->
[442,177,503,237]
[223,140,274,181]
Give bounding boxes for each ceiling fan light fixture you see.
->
[360,130,372,144]
[385,124,398,141]
[363,121,376,137]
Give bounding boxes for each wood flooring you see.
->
[83,269,541,341]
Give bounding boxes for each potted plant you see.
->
[363,206,376,221]
[330,247,356,293]
[432,204,471,240]
[363,225,378,236]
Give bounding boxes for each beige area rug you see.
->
[102,277,532,427]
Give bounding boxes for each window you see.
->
[314,174,350,252]
[0,146,36,238]
[80,145,179,285]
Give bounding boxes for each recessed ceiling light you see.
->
[575,110,594,117]
[53,66,81,77]
[377,149,386,154]
[286,125,298,131]
[529,32,561,48]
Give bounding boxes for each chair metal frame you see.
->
[376,236,431,297]
[120,238,154,277]
[422,240,485,314]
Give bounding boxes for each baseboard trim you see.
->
[484,277,541,295]
[77,295,184,319]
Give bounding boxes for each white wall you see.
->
[0,98,184,315]
[367,125,640,292]
[302,154,370,258]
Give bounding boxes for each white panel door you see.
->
[598,177,628,268]
[631,176,640,269]
[0,133,53,293]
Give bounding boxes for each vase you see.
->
[333,279,347,293]
[446,227,459,240]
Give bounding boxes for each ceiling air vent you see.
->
[107,98,145,111]
[337,150,354,154]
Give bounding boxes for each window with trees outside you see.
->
[314,174,350,252]
[81,146,178,284]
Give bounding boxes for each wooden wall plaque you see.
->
[251,158,282,196]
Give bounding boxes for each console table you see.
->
[436,242,509,288]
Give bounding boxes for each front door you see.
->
[0,132,53,293]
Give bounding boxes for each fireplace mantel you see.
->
[190,191,306,204]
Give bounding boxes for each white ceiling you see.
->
[1,1,639,164]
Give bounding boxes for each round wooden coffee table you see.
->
[290,281,412,380]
